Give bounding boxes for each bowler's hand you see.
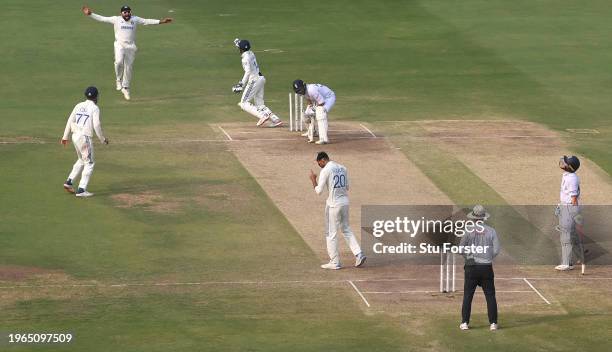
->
[60,138,69,147]
[160,17,173,24]
[82,6,92,16]
[309,170,317,187]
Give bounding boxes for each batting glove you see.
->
[232,82,244,93]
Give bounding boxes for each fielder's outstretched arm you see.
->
[82,6,114,23]
[135,17,173,25]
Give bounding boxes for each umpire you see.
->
[459,205,501,331]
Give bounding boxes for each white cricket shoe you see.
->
[307,139,315,143]
[301,131,309,137]
[270,120,283,128]
[490,323,498,331]
[460,323,469,330]
[75,190,94,198]
[320,262,341,270]
[116,81,122,91]
[315,140,328,145]
[555,264,572,271]
[121,88,131,101]
[256,116,270,126]
[355,253,367,267]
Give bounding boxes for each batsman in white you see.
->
[232,39,283,127]
[293,80,335,144]
[81,5,173,101]
[309,152,366,269]
[61,86,109,198]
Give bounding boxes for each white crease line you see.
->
[217,126,233,141]
[523,278,551,305]
[391,135,557,139]
[363,290,533,294]
[0,280,344,290]
[359,124,377,138]
[348,280,370,307]
[506,277,612,280]
[1,277,610,290]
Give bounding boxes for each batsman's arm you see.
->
[240,58,251,86]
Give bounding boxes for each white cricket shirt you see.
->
[62,100,106,143]
[560,172,580,204]
[240,51,261,86]
[90,13,160,44]
[306,84,335,106]
[315,161,350,207]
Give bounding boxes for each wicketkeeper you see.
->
[293,80,335,144]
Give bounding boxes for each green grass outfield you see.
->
[1,0,611,350]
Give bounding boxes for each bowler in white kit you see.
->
[82,5,173,100]
[61,87,108,198]
[232,39,282,127]
[293,80,335,144]
[309,152,366,269]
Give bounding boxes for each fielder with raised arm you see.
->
[61,87,108,198]
[232,39,282,127]
[82,5,172,100]
[293,80,335,144]
[309,152,366,269]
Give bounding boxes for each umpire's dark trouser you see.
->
[461,264,498,324]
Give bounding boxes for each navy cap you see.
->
[84,86,99,99]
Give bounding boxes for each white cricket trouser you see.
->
[557,204,580,266]
[315,93,334,142]
[238,76,280,123]
[324,204,362,265]
[68,134,95,190]
[114,41,137,89]
[315,106,329,143]
[322,93,336,113]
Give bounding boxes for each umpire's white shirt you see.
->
[315,161,349,207]
[560,172,580,204]
[90,13,160,45]
[62,100,106,142]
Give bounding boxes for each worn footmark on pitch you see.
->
[0,266,79,307]
[111,184,255,215]
[112,191,181,214]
